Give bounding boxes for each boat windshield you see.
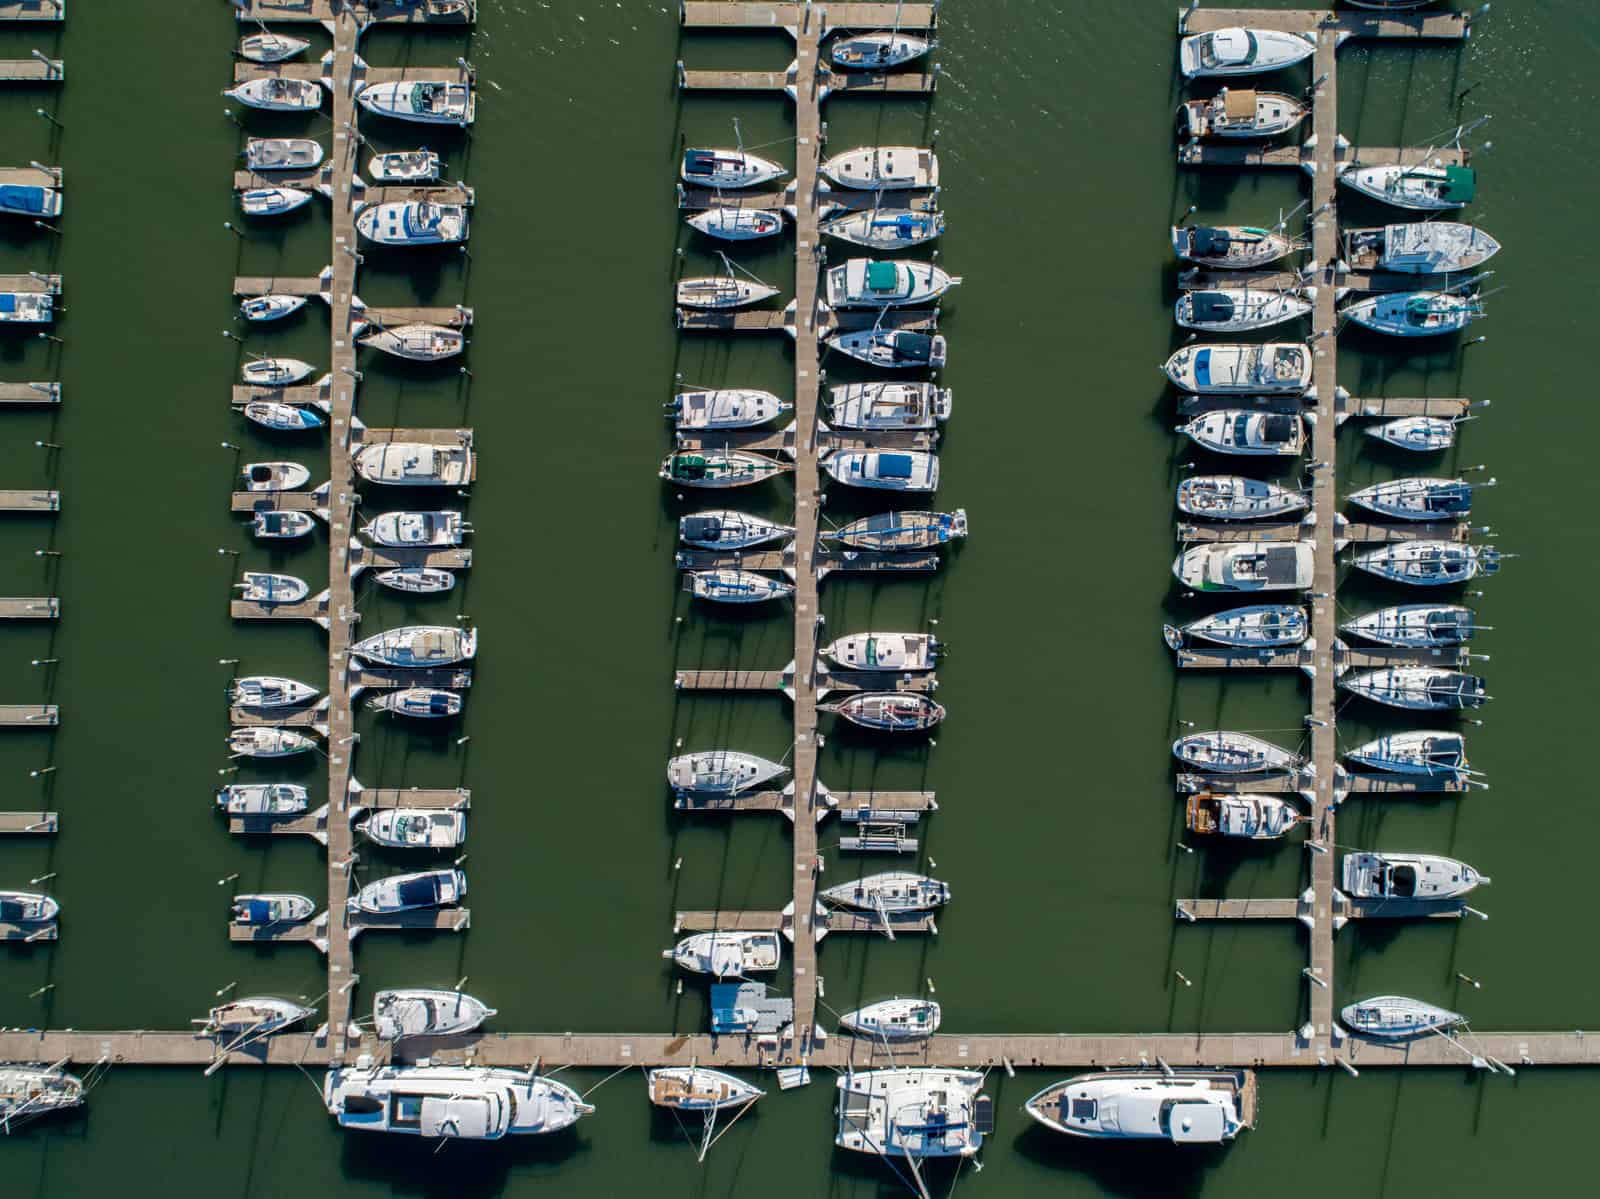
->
[1385,865,1419,898]
[1199,30,1256,68]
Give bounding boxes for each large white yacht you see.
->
[663,931,782,977]
[350,626,478,667]
[354,441,473,486]
[1341,852,1488,901]
[355,201,468,246]
[1025,1070,1253,1143]
[373,989,496,1040]
[824,258,960,308]
[835,1068,991,1159]
[323,1065,591,1138]
[357,80,475,126]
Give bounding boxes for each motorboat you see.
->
[1025,1070,1250,1143]
[242,357,316,387]
[1177,410,1305,456]
[228,675,318,709]
[1347,476,1475,520]
[1345,730,1468,776]
[1342,222,1501,274]
[1173,223,1295,269]
[1340,667,1488,710]
[821,146,939,190]
[1164,343,1311,394]
[647,1068,763,1112]
[1350,541,1499,586]
[1173,731,1303,774]
[368,149,441,182]
[1340,996,1466,1040]
[351,868,466,915]
[0,1065,84,1129]
[684,568,794,604]
[225,78,324,112]
[1172,541,1314,592]
[1175,288,1311,332]
[838,998,941,1041]
[670,388,789,430]
[1343,290,1484,337]
[1340,603,1479,647]
[1365,415,1459,452]
[667,750,787,797]
[823,692,945,732]
[680,147,786,190]
[240,462,311,493]
[1178,88,1307,139]
[1176,475,1307,520]
[237,572,310,605]
[374,566,456,594]
[822,632,940,672]
[239,31,309,63]
[821,872,949,914]
[351,626,477,667]
[1339,163,1476,211]
[357,809,467,850]
[1185,793,1304,840]
[1180,27,1316,77]
[373,990,495,1041]
[675,272,778,309]
[369,688,464,718]
[358,323,465,360]
[827,329,947,369]
[663,931,782,977]
[821,207,945,249]
[245,138,324,172]
[1342,852,1488,901]
[0,183,62,218]
[823,509,968,550]
[356,201,468,247]
[227,727,317,758]
[244,401,322,432]
[240,294,307,322]
[362,510,468,547]
[0,890,59,923]
[835,1069,989,1159]
[830,31,933,69]
[240,187,313,217]
[828,381,951,430]
[203,997,313,1036]
[357,80,475,126]
[660,449,787,488]
[678,510,791,550]
[824,258,960,308]
[231,893,316,925]
[252,510,316,540]
[216,782,308,816]
[354,442,472,487]
[686,206,784,241]
[1163,604,1308,650]
[323,1065,591,1138]
[0,292,52,323]
[824,449,939,492]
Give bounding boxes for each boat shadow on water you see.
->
[337,1125,592,1197]
[1013,1122,1228,1197]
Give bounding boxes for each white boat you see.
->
[225,77,323,112]
[351,868,466,915]
[1176,288,1311,332]
[684,568,794,604]
[839,997,941,1041]
[678,510,791,550]
[242,358,316,387]
[1177,410,1306,456]
[686,206,784,241]
[1180,27,1316,78]
[1185,793,1304,839]
[1340,604,1479,647]
[1339,163,1476,211]
[1025,1070,1250,1143]
[824,449,939,492]
[1343,290,1484,337]
[1346,730,1468,776]
[1340,995,1466,1040]
[357,808,467,850]
[824,258,960,308]
[244,137,324,172]
[1163,604,1308,650]
[369,688,464,718]
[203,997,313,1036]
[1351,541,1499,586]
[351,626,477,668]
[362,510,468,547]
[670,388,789,430]
[830,31,932,70]
[368,149,441,182]
[0,1065,84,1129]
[237,572,309,605]
[821,207,944,249]
[663,931,782,977]
[252,510,316,540]
[675,273,778,309]
[244,401,322,432]
[824,692,945,731]
[821,146,939,190]
[216,782,308,816]
[667,750,787,796]
[828,381,951,430]
[1172,541,1314,592]
[240,461,311,493]
[680,147,786,190]
[240,294,307,322]
[0,183,61,219]
[1179,87,1307,138]
[240,187,312,217]
[1342,222,1501,274]
[821,871,949,913]
[239,31,309,63]
[822,632,940,672]
[354,441,472,487]
[231,893,316,925]
[373,989,494,1041]
[323,1065,591,1138]
[1342,852,1488,901]
[227,727,317,758]
[1347,476,1474,521]
[1176,475,1307,519]
[660,449,788,488]
[0,292,52,323]
[1173,731,1303,774]
[1341,667,1488,710]
[1172,224,1294,269]
[1164,342,1311,394]
[826,509,967,550]
[358,322,465,360]
[228,675,318,709]
[1365,414,1459,452]
[356,201,468,247]
[827,328,947,369]
[357,80,475,126]
[0,890,59,923]
[648,1067,763,1111]
[374,566,456,594]
[835,1069,989,1159]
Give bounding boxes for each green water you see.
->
[1,0,1597,1194]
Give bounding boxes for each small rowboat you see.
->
[821,692,945,732]
[373,566,456,594]
[244,401,323,431]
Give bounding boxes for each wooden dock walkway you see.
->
[0,382,59,404]
[228,804,331,844]
[682,2,935,29]
[1174,643,1470,672]
[347,782,471,811]
[0,597,59,619]
[232,0,475,24]
[0,919,56,942]
[1177,893,1468,924]
[229,487,327,516]
[0,57,60,82]
[1176,520,1468,545]
[230,589,331,626]
[673,666,937,695]
[0,272,60,293]
[679,65,934,98]
[233,271,330,299]
[0,489,59,512]
[1183,7,1473,40]
[0,811,56,833]
[231,379,331,409]
[1181,141,1465,170]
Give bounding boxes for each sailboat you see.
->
[240,294,307,323]
[1364,415,1460,452]
[372,989,495,1040]
[1345,731,1469,776]
[678,510,791,550]
[227,675,319,709]
[227,727,317,758]
[1342,222,1501,274]
[686,206,784,242]
[1339,162,1476,211]
[648,1067,763,1112]
[821,206,945,249]
[1172,223,1295,269]
[676,254,778,309]
[1341,852,1488,901]
[1176,287,1311,332]
[660,449,788,488]
[1350,541,1500,586]
[667,751,788,796]
[1340,667,1488,711]
[1163,604,1308,650]
[369,688,464,718]
[350,626,477,667]
[358,323,465,360]
[1346,477,1475,520]
[225,78,323,112]
[684,569,793,604]
[1176,475,1307,519]
[1185,793,1304,840]
[240,187,313,217]
[827,328,947,370]
[244,401,322,432]
[823,509,968,550]
[242,358,316,387]
[1340,995,1466,1039]
[238,30,310,64]
[681,124,786,189]
[374,566,456,594]
[1179,27,1316,77]
[822,692,945,731]
[0,1065,85,1131]
[201,997,313,1037]
[1172,731,1303,774]
[820,872,949,913]
[1340,604,1480,648]
[829,4,933,71]
[838,997,941,1040]
[1341,290,1485,337]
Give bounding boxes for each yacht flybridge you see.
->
[824,258,960,308]
[835,1068,990,1159]
[821,145,939,190]
[216,782,309,816]
[357,80,476,126]
[368,149,442,182]
[355,201,468,247]
[354,442,473,486]
[362,510,468,547]
[1342,852,1488,902]
[1025,1070,1251,1144]
[1177,410,1305,456]
[670,388,789,430]
[1164,342,1311,394]
[351,869,466,916]
[828,381,951,430]
[1343,222,1501,274]
[823,449,940,492]
[1179,88,1307,139]
[225,77,323,112]
[357,809,467,850]
[324,1065,591,1138]
[1172,542,1314,592]
[664,931,782,977]
[1179,27,1315,78]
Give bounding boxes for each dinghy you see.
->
[351,868,466,915]
[660,449,787,488]
[1342,852,1488,901]
[1177,410,1305,456]
[227,675,318,709]
[356,809,467,850]
[680,147,786,190]
[824,449,939,492]
[240,187,313,217]
[663,931,782,977]
[362,510,468,547]
[0,1065,85,1129]
[1340,667,1488,711]
[225,78,323,112]
[240,294,307,322]
[1172,224,1294,269]
[244,401,322,432]
[1175,288,1311,332]
[239,31,309,63]
[1365,415,1459,452]
[830,31,933,69]
[1346,730,1468,776]
[822,692,945,732]
[1026,1070,1250,1143]
[1164,343,1311,394]
[1339,163,1476,211]
[828,381,951,430]
[231,893,316,925]
[368,149,441,182]
[821,871,949,914]
[0,890,58,923]
[0,183,61,219]
[686,206,784,241]
[228,727,317,758]
[1342,289,1486,338]
[825,258,960,308]
[1351,541,1499,586]
[1172,542,1314,592]
[836,1069,989,1159]
[373,989,494,1040]
[323,1065,591,1138]
[821,146,939,190]
[374,566,456,594]
[648,1067,764,1111]
[252,510,316,540]
[216,782,308,816]
[1180,27,1316,77]
[1176,475,1306,519]
[1343,222,1501,274]
[1341,995,1465,1040]
[822,632,940,672]
[1163,604,1308,650]
[0,292,52,323]
[684,568,794,604]
[824,509,968,550]
[1185,793,1304,840]
[354,442,472,487]
[839,998,941,1041]
[1173,731,1303,774]
[351,626,477,667]
[667,750,787,797]
[678,510,791,550]
[358,323,465,360]
[237,572,309,605]
[670,388,789,430]
[357,80,475,126]
[675,273,778,309]
[1347,477,1474,520]
[203,997,313,1036]
[821,207,945,249]
[355,200,468,246]
[369,688,463,718]
[242,358,315,387]
[1340,604,1479,648]
[827,329,947,369]
[245,138,324,172]
[1179,88,1306,139]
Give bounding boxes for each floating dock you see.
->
[0,490,59,512]
[0,382,59,404]
[0,811,56,834]
[0,598,57,619]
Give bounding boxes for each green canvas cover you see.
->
[1440,166,1476,203]
[865,261,899,291]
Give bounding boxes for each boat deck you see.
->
[0,489,59,512]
